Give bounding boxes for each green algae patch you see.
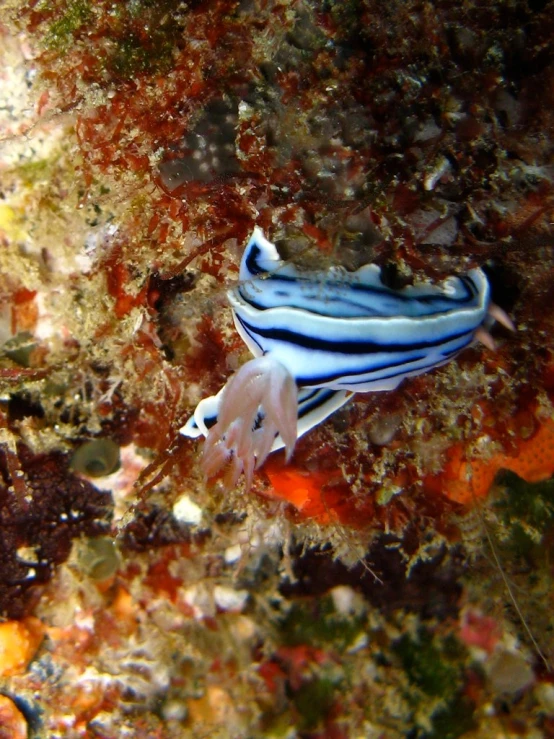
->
[54,0,183,80]
[277,595,366,651]
[45,0,92,51]
[393,628,460,699]
[293,674,338,731]
[423,694,477,739]
[392,628,477,738]
[493,471,554,561]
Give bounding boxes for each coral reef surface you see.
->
[0,0,553,736]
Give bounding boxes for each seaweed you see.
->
[0,444,112,618]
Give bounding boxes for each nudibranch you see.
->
[180,227,513,488]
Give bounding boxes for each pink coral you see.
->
[202,356,298,489]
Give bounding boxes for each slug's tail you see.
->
[475,302,515,351]
[488,302,516,332]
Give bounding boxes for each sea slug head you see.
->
[201,354,298,490]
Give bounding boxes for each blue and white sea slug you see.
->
[180,227,513,488]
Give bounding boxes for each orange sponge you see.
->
[0,617,44,677]
[427,419,554,504]
[264,464,335,523]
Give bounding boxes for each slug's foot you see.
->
[202,356,298,490]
